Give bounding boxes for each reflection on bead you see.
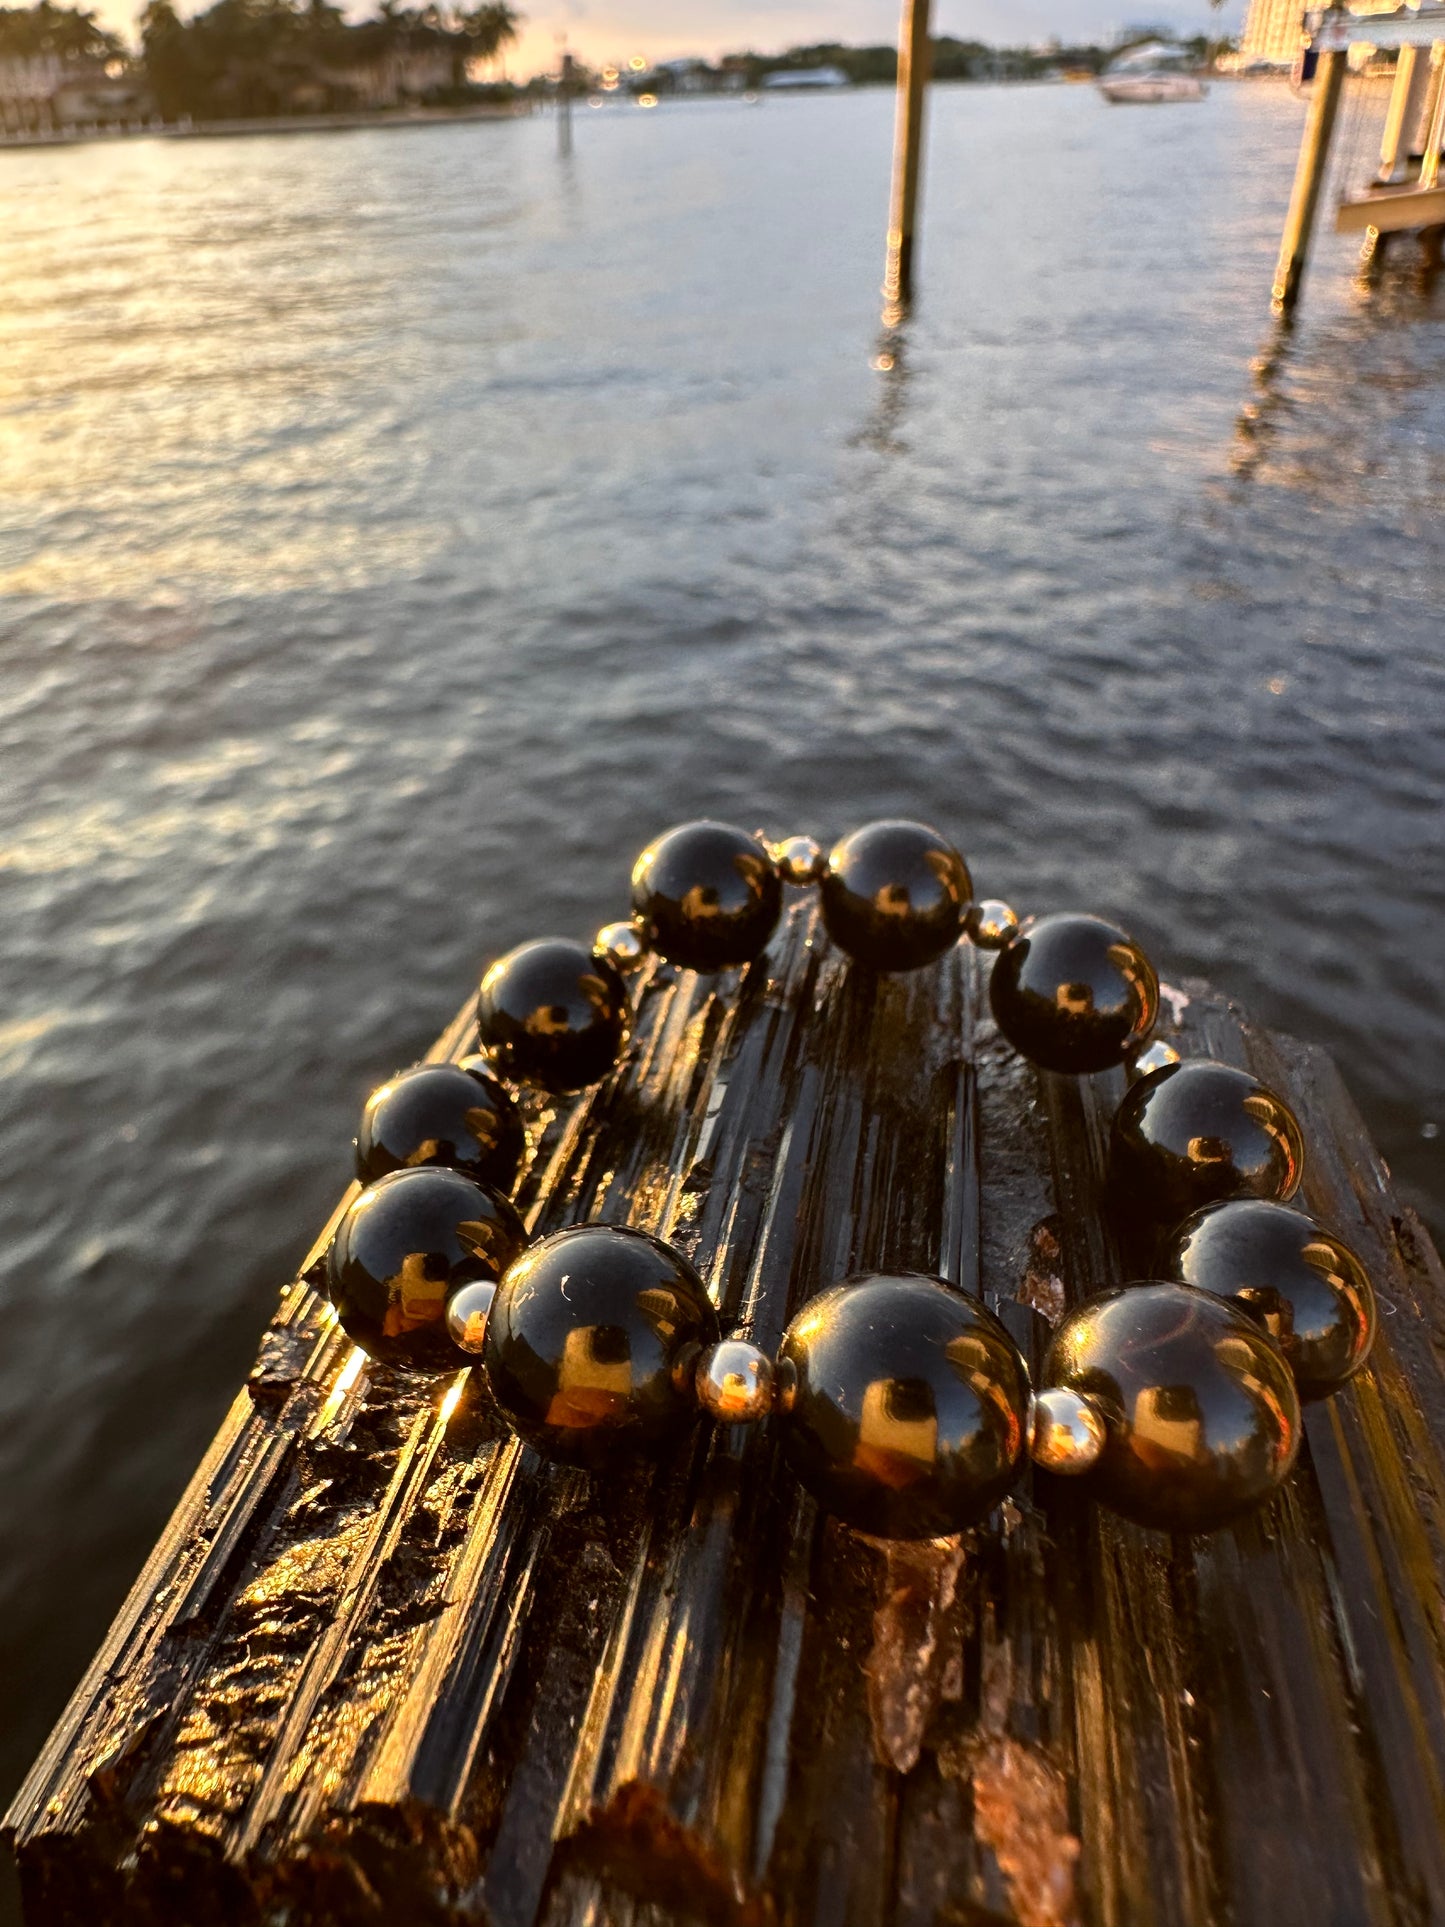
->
[630,821,782,972]
[989,913,1159,1074]
[965,899,1020,950]
[482,1224,719,1462]
[356,1061,524,1192]
[820,821,972,973]
[1109,1059,1305,1227]
[477,937,631,1095]
[595,921,646,970]
[1161,1197,1376,1397]
[773,835,825,885]
[1028,1387,1106,1474]
[1043,1281,1300,1532]
[778,1272,1028,1538]
[696,1339,775,1422]
[445,1278,496,1355]
[328,1167,529,1372]
[1127,1037,1182,1083]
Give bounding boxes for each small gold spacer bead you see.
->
[594,920,647,969]
[445,1279,496,1355]
[1127,1037,1182,1083]
[965,899,1020,950]
[696,1339,775,1423]
[1028,1387,1106,1474]
[771,835,825,886]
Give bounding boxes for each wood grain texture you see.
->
[8,890,1445,1927]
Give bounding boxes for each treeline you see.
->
[141,0,517,119]
[0,0,520,120]
[0,2,1218,126]
[719,38,1110,86]
[0,0,121,58]
[603,35,1210,96]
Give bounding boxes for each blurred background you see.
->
[1,56,1442,1911]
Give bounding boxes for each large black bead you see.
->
[355,1061,524,1192]
[1161,1198,1376,1397]
[988,912,1159,1075]
[1043,1281,1301,1532]
[477,938,631,1095]
[630,820,782,972]
[328,1166,529,1372]
[777,1273,1028,1538]
[482,1224,718,1462]
[819,821,972,972]
[1109,1059,1305,1227]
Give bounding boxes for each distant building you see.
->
[651,57,715,94]
[52,65,147,122]
[319,46,453,109]
[0,54,149,131]
[1240,0,1310,64]
[1112,21,1178,46]
[0,50,64,126]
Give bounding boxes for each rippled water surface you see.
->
[2,83,1443,1850]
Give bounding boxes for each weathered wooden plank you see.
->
[7,894,1445,1927]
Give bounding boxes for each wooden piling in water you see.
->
[1419,43,1445,190]
[883,0,933,314]
[1378,43,1424,181]
[1272,46,1347,316]
[557,50,574,157]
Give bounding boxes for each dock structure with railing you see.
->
[1274,1,1445,311]
[1334,3,1445,241]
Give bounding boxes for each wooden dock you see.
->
[1270,3,1445,311]
[7,890,1445,1925]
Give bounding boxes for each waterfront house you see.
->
[0,52,149,132]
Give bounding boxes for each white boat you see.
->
[1097,43,1207,103]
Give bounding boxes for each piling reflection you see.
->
[1231,323,1296,480]
[853,324,913,457]
[1233,249,1445,479]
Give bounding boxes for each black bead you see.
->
[777,1272,1028,1538]
[482,1224,719,1462]
[327,1167,529,1372]
[477,938,631,1095]
[988,912,1159,1075]
[819,821,972,972]
[631,820,782,972]
[1043,1281,1301,1532]
[355,1061,524,1192]
[1161,1198,1376,1397]
[1109,1058,1305,1227]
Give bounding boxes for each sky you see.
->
[93,0,1245,84]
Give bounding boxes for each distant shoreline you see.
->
[0,102,534,151]
[1,74,1287,154]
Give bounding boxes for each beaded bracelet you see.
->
[326,819,1377,1539]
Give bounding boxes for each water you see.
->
[1,83,1442,1868]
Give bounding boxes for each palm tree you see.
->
[0,0,124,60]
[447,0,516,84]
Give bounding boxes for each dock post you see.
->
[1419,44,1445,190]
[883,0,933,315]
[558,49,574,156]
[1378,45,1421,182]
[1271,45,1347,315]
